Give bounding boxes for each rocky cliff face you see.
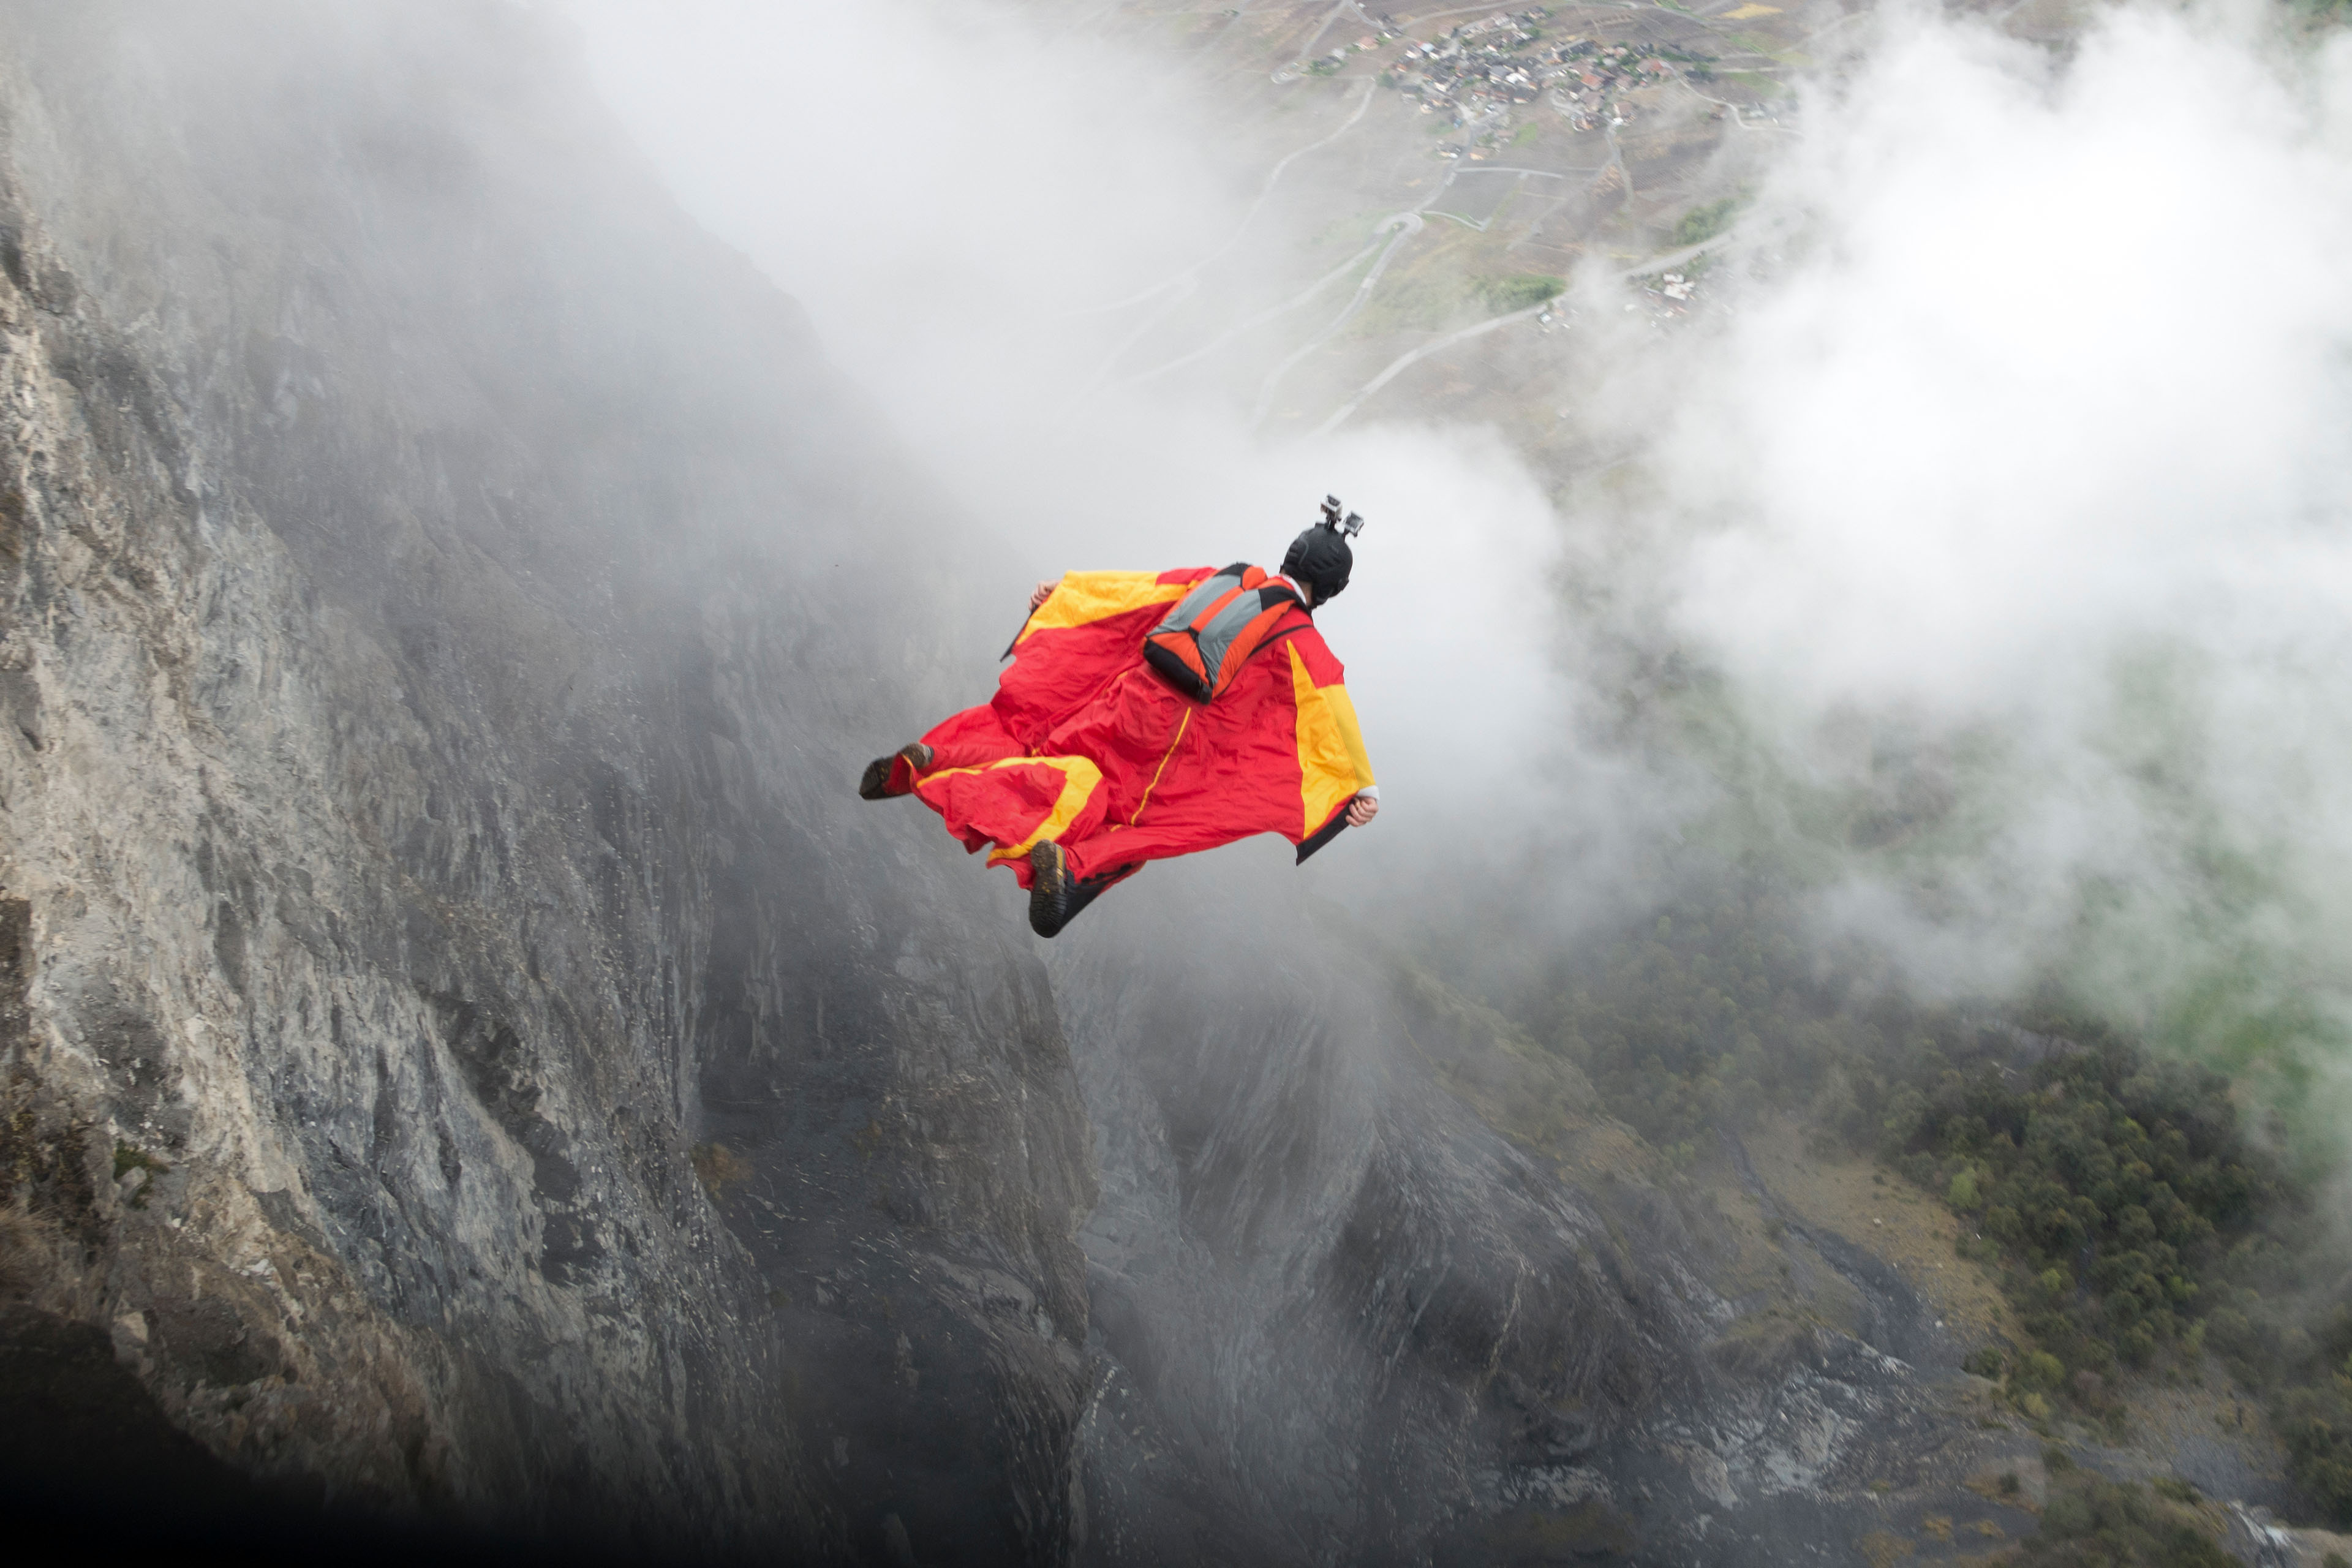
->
[0,5,1090,1561]
[0,7,2056,1566]
[1050,870,2008,1567]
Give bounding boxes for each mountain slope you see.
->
[0,5,1090,1559]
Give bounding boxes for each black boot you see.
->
[1028,842,1071,936]
[1028,843,1117,938]
[858,742,933,801]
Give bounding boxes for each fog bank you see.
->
[571,0,2352,1126]
[1581,0,2352,1121]
[564,0,1581,894]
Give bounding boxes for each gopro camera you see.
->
[1321,496,1366,537]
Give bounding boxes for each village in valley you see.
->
[1278,6,1800,148]
[1332,9,1697,146]
[1050,0,1827,458]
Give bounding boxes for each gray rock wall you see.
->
[1051,865,1714,1566]
[0,7,2020,1566]
[0,4,1091,1561]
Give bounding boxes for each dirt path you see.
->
[1737,1114,2017,1351]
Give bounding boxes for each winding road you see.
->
[1065,77,1377,320]
[1285,0,1378,70]
[1306,298,1550,435]
[1110,234,1387,388]
[1060,0,1800,439]
[1303,214,1755,437]
[1248,208,1428,424]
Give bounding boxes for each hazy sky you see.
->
[564,0,1580,888]
[568,0,2352,1115]
[1585,1,2352,1113]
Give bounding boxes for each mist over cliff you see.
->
[576,0,2352,1140]
[4,2,2352,1566]
[562,0,2352,1553]
[1549,1,2352,1139]
[0,2,1093,1557]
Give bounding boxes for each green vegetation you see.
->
[1510,884,2352,1525]
[111,1140,166,1209]
[1348,214,1559,332]
[2223,1297,2352,1523]
[2009,1471,2236,1567]
[1880,1037,2272,1384]
[1354,258,1477,333]
[1475,273,1565,313]
[1604,633,2351,1172]
[1672,195,1744,247]
[1522,892,1882,1150]
[1510,121,1541,147]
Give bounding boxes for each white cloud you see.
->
[564,0,1575,875]
[564,0,2352,1100]
[1599,2,2352,1087]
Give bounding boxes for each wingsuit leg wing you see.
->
[912,747,1112,888]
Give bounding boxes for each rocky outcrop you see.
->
[1052,870,2040,1567]
[1054,876,1697,1564]
[0,4,1090,1560]
[0,7,2085,1566]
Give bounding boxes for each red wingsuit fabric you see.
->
[905,568,1378,890]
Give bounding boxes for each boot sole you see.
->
[1028,842,1069,938]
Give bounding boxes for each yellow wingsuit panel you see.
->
[1320,682,1376,793]
[924,755,1107,864]
[1289,643,1374,837]
[1018,571,1191,644]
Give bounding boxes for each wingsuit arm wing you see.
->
[990,569,1216,748]
[1286,631,1376,864]
[1016,570,1208,649]
[1320,682,1376,796]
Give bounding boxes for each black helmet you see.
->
[1283,496,1363,605]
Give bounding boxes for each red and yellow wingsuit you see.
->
[904,568,1376,889]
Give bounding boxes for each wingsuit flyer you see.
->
[859,500,1380,937]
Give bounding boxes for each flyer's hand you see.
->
[1346,794,1380,828]
[1028,579,1056,612]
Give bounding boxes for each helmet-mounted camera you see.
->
[1286,496,1361,605]
[1319,495,1365,538]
